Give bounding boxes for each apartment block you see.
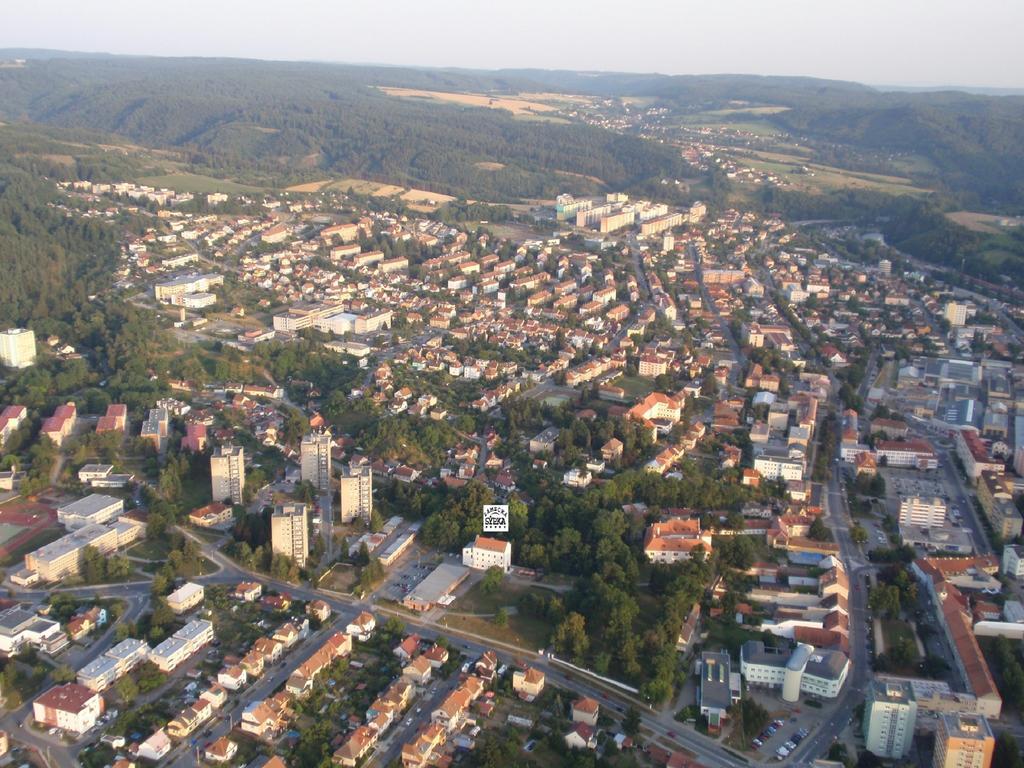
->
[211,444,245,504]
[863,680,917,759]
[338,464,372,524]
[0,328,36,369]
[271,503,309,567]
[300,430,333,492]
[934,714,994,768]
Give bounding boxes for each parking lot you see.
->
[377,545,439,601]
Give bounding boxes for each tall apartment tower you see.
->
[271,503,309,567]
[300,430,333,492]
[934,715,994,768]
[338,463,373,524]
[0,328,36,369]
[210,444,245,504]
[863,680,917,759]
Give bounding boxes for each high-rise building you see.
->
[338,464,372,524]
[863,680,917,759]
[210,445,245,505]
[945,301,969,327]
[934,714,994,768]
[271,503,309,567]
[0,328,36,369]
[878,258,892,275]
[300,430,333,492]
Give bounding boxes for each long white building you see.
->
[461,536,512,573]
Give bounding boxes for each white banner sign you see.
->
[483,504,509,533]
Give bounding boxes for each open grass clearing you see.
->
[137,172,264,194]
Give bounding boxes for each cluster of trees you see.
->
[81,545,133,584]
[991,636,1024,711]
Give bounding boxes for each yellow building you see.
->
[934,714,994,768]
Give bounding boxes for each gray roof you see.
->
[803,649,848,681]
[741,640,790,669]
[407,563,469,605]
[700,651,733,711]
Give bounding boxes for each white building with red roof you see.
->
[461,535,512,573]
[32,683,104,734]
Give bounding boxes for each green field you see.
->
[609,375,656,399]
[137,172,265,194]
[0,523,25,545]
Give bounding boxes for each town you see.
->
[1,162,1024,768]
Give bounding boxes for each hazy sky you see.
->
[5,0,1023,88]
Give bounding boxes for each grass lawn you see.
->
[137,172,264,194]
[881,619,919,658]
[128,538,171,561]
[704,619,760,659]
[609,375,656,399]
[441,611,550,652]
[319,563,359,594]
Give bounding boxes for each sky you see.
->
[4,0,1023,89]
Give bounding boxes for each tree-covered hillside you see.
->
[0,56,690,200]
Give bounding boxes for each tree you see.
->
[552,612,589,662]
[809,516,831,541]
[115,675,139,704]
[52,664,76,683]
[623,706,641,737]
[81,545,106,583]
[994,733,1024,768]
[480,566,504,596]
[494,608,508,627]
[851,524,868,546]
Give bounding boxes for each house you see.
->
[232,581,263,602]
[346,611,375,641]
[394,634,421,662]
[333,725,378,767]
[601,438,624,463]
[166,582,204,614]
[403,655,433,685]
[474,650,499,682]
[571,697,600,726]
[512,667,545,701]
[432,676,485,732]
[308,599,332,623]
[253,637,284,665]
[32,684,104,734]
[167,698,213,740]
[273,622,302,649]
[203,737,238,763]
[136,729,172,762]
[423,644,449,669]
[241,650,265,678]
[402,723,447,768]
[240,701,283,740]
[218,665,247,691]
[565,722,598,750]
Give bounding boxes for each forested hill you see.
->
[0,55,688,201]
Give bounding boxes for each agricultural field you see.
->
[378,87,562,116]
[946,210,1024,234]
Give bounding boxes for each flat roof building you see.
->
[57,494,124,530]
[699,651,740,730]
[864,680,917,759]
